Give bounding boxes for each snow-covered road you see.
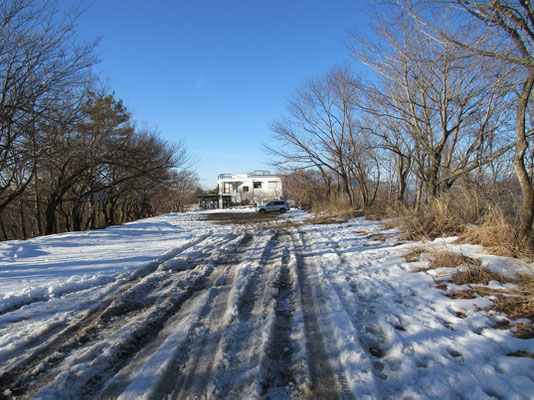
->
[0,210,532,399]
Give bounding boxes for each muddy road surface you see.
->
[0,213,354,399]
[2,211,525,399]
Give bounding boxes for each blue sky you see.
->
[70,1,371,188]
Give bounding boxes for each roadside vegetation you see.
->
[267,1,534,261]
[402,246,534,340]
[265,1,534,340]
[0,0,198,240]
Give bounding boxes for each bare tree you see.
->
[281,168,333,209]
[266,65,378,207]
[0,0,97,215]
[349,7,515,204]
[392,0,534,242]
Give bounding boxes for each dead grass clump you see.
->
[402,247,427,262]
[429,251,481,270]
[408,249,481,273]
[492,295,534,321]
[306,208,364,225]
[445,270,534,339]
[447,286,512,299]
[491,274,534,321]
[387,191,483,240]
[450,265,513,286]
[507,350,534,359]
[510,323,534,339]
[458,207,534,261]
[446,290,477,300]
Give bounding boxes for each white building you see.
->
[218,170,283,206]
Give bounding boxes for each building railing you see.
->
[218,171,276,180]
[217,173,234,180]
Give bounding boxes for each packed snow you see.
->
[0,209,532,399]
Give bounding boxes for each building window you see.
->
[268,181,278,189]
[253,182,262,189]
[242,186,249,192]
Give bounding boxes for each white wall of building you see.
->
[218,172,282,206]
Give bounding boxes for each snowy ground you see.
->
[0,209,532,399]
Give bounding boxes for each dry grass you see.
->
[491,273,534,320]
[381,191,482,241]
[409,249,481,273]
[310,196,365,221]
[458,207,534,261]
[442,265,534,339]
[430,251,481,270]
[509,324,534,339]
[402,247,427,262]
[507,350,534,358]
[407,248,534,338]
[360,185,534,263]
[450,265,513,286]
[305,209,364,225]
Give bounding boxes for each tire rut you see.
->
[317,231,393,395]
[0,233,216,377]
[258,241,296,398]
[137,232,258,400]
[0,233,213,318]
[1,224,372,399]
[207,230,283,398]
[0,233,248,399]
[292,229,343,399]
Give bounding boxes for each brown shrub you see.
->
[402,247,427,262]
[450,265,514,286]
[381,190,488,240]
[458,206,534,261]
[430,251,481,270]
[444,268,534,339]
[491,274,534,321]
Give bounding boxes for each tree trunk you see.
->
[342,173,354,206]
[0,216,8,240]
[514,72,534,244]
[72,205,83,231]
[45,198,61,235]
[35,192,44,237]
[396,155,408,203]
[19,200,28,239]
[415,177,424,211]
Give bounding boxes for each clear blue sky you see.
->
[70,0,371,189]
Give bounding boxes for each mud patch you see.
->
[202,212,280,224]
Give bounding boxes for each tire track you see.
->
[135,232,259,400]
[2,223,383,399]
[0,233,248,399]
[302,228,380,398]
[0,233,214,317]
[292,228,346,399]
[256,243,296,398]
[202,230,284,398]
[313,229,406,397]
[0,232,216,370]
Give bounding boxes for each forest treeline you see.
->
[0,0,197,240]
[267,1,534,256]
